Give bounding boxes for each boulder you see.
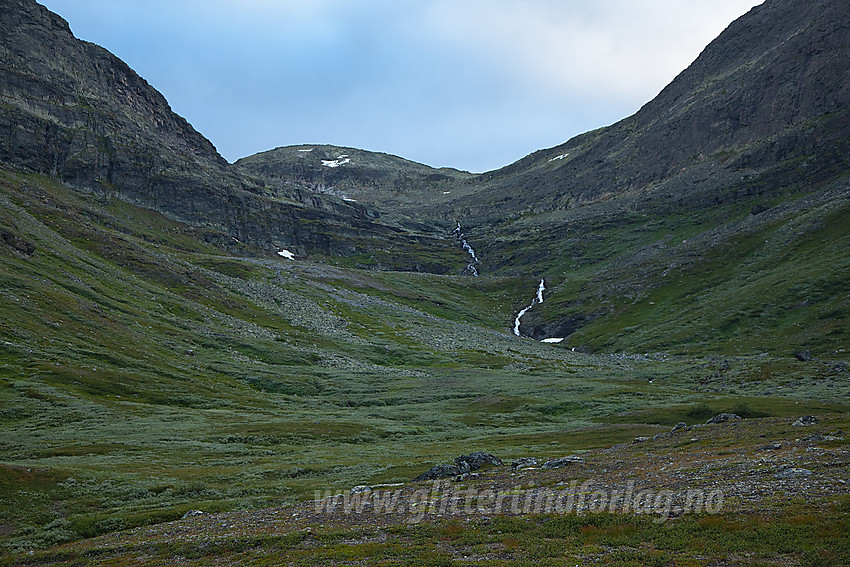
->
[542,456,584,469]
[794,350,814,362]
[511,457,538,471]
[792,415,818,427]
[672,422,688,433]
[455,452,503,471]
[774,467,813,479]
[412,464,467,482]
[706,413,741,424]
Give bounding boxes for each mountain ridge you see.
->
[0,0,464,271]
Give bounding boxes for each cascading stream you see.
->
[514,278,545,337]
[453,221,479,276]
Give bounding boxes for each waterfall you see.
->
[514,278,545,337]
[453,221,480,276]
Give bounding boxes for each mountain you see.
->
[1,0,849,557]
[434,0,850,354]
[0,0,463,271]
[457,0,850,219]
[236,145,476,225]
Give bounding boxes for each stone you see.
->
[412,464,466,482]
[542,456,584,469]
[792,415,818,427]
[774,467,813,479]
[511,457,538,471]
[794,350,814,362]
[181,510,205,519]
[454,452,503,471]
[672,422,688,433]
[633,436,651,443]
[706,413,741,424]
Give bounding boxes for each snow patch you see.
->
[322,155,350,168]
[343,197,357,202]
[442,191,451,194]
[297,148,313,152]
[542,338,564,344]
[277,249,296,260]
[549,153,570,162]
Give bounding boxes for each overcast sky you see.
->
[39,0,763,172]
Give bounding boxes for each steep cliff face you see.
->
[0,0,462,270]
[456,0,850,218]
[0,0,228,198]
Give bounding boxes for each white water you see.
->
[453,221,480,276]
[513,278,545,337]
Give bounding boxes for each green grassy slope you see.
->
[2,165,846,551]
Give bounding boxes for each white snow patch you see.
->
[297,148,313,152]
[343,197,357,202]
[277,249,296,260]
[549,153,570,162]
[442,191,451,194]
[542,338,564,344]
[322,155,350,168]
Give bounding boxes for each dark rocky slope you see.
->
[457,0,850,219]
[236,145,476,225]
[0,0,462,270]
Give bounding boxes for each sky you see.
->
[39,0,763,173]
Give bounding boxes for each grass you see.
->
[6,500,849,565]
[1,166,849,560]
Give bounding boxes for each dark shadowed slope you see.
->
[0,0,464,271]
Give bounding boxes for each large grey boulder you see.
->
[455,452,503,471]
[706,413,741,424]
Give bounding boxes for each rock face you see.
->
[0,0,461,271]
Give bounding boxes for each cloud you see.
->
[417,0,764,102]
[38,0,763,172]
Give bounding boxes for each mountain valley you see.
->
[1,0,849,564]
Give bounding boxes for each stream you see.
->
[513,278,545,336]
[453,221,479,276]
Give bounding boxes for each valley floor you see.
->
[6,414,848,566]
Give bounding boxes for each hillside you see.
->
[0,0,849,563]
[438,0,850,354]
[0,0,463,271]
[236,145,477,227]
